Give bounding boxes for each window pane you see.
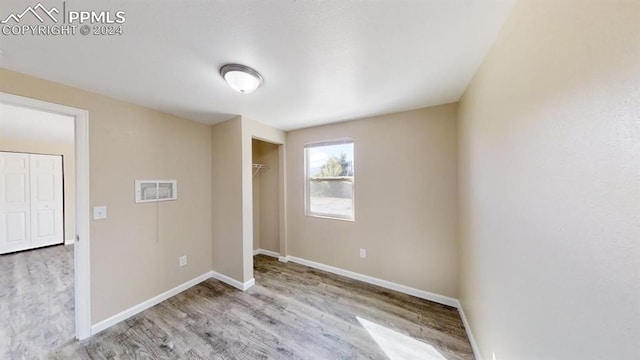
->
[309,180,353,217]
[305,139,354,219]
[307,142,354,178]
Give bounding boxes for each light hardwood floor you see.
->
[51,255,474,360]
[0,244,75,359]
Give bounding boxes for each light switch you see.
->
[93,206,107,220]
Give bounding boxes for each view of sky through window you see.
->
[307,143,353,177]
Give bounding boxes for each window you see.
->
[305,139,354,220]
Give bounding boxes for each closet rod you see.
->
[252,163,269,177]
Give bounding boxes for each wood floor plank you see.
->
[4,248,474,359]
[0,244,75,360]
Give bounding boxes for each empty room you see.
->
[0,0,637,359]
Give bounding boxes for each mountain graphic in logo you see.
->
[1,3,59,24]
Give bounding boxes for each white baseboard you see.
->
[91,269,256,336]
[283,255,459,308]
[211,271,255,291]
[91,271,214,335]
[89,257,474,353]
[253,248,280,258]
[243,278,256,290]
[65,238,75,245]
[458,301,482,360]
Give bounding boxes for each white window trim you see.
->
[304,138,355,221]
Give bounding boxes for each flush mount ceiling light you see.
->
[220,64,264,94]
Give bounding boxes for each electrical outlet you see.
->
[179,255,187,267]
[359,248,366,258]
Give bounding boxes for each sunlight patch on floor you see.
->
[357,317,448,360]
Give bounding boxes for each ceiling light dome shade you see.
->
[220,64,263,94]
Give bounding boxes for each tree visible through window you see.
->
[305,139,354,220]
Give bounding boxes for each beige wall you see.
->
[211,117,244,281]
[0,68,214,324]
[286,104,459,298]
[252,139,280,253]
[211,116,284,285]
[0,134,75,243]
[458,1,640,359]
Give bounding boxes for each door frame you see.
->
[0,92,91,339]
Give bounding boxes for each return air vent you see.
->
[135,180,177,203]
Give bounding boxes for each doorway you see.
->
[0,104,75,357]
[0,92,91,346]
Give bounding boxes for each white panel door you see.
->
[29,154,64,248]
[0,152,64,254]
[0,152,32,254]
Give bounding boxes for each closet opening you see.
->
[251,138,281,259]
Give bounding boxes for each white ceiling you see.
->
[0,103,74,143]
[0,1,514,130]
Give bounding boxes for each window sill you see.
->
[305,213,355,222]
